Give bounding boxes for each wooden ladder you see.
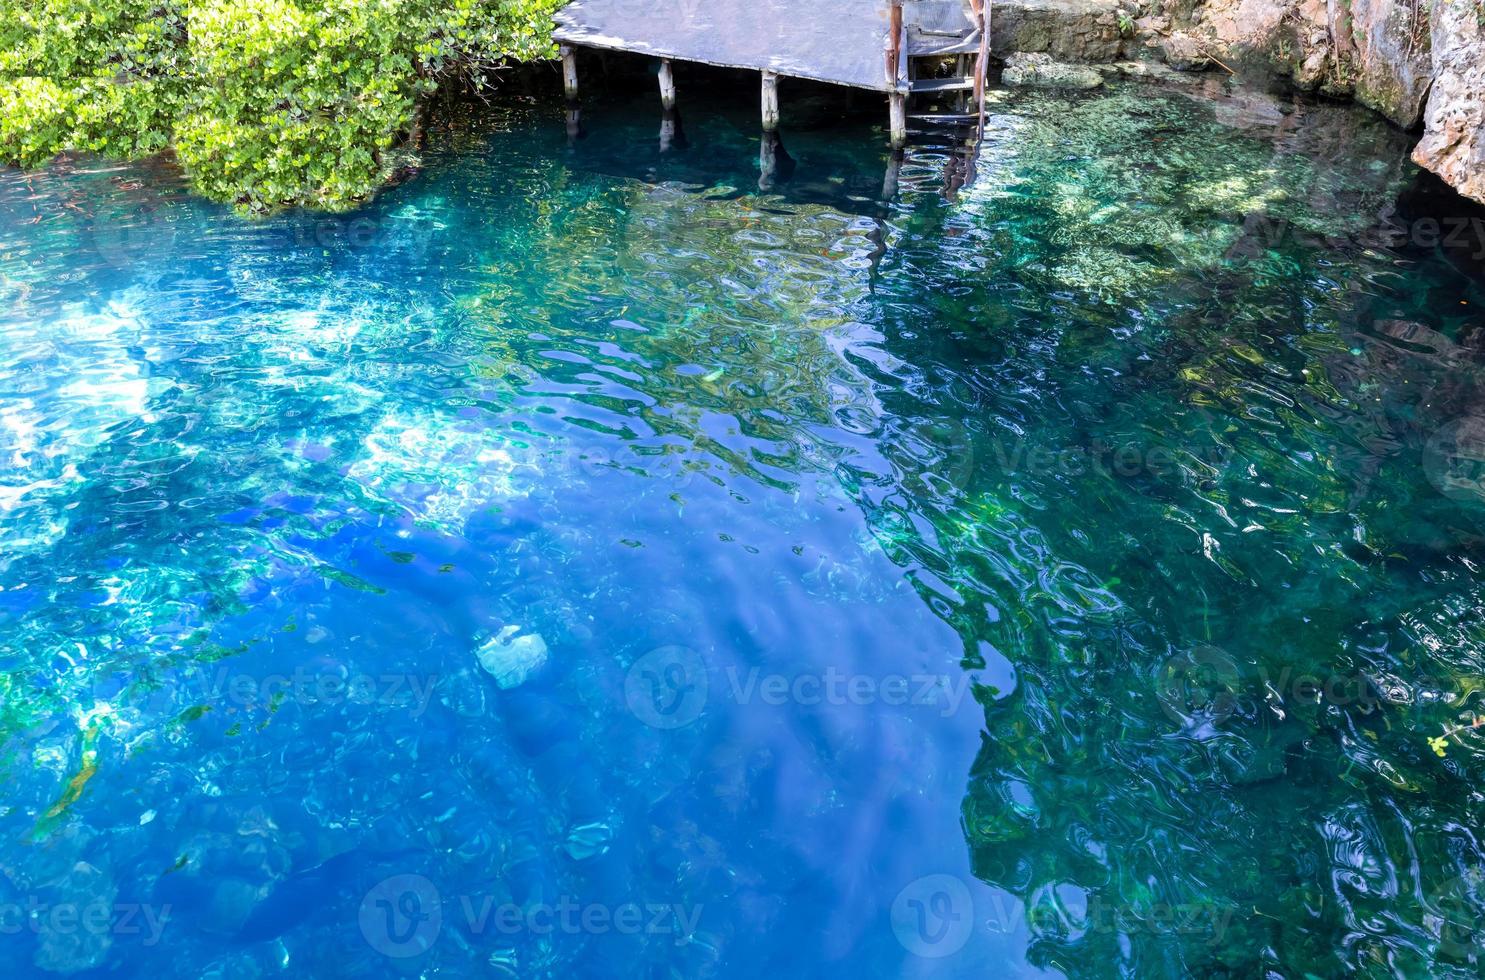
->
[887,0,989,194]
[899,0,989,141]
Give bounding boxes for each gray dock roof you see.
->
[554,0,902,92]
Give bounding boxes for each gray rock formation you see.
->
[1346,0,1435,125]
[1412,0,1484,203]
[990,0,1136,61]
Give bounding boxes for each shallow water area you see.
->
[2,71,1485,978]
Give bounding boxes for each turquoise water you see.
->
[2,70,1485,977]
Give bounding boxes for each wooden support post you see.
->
[660,109,683,153]
[658,59,676,111]
[561,45,579,102]
[759,131,791,191]
[885,0,906,149]
[883,148,903,199]
[760,132,779,191]
[761,71,780,133]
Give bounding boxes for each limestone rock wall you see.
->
[1411,0,1484,202]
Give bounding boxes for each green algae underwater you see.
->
[2,68,1485,977]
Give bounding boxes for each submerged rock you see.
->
[1003,53,1105,90]
[476,626,549,689]
[1095,59,1203,85]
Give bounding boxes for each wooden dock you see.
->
[553,0,992,150]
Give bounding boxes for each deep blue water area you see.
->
[3,67,1485,977]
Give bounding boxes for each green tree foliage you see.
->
[0,0,560,209]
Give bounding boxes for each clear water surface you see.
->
[2,69,1485,978]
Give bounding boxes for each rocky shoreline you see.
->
[979,0,1483,204]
